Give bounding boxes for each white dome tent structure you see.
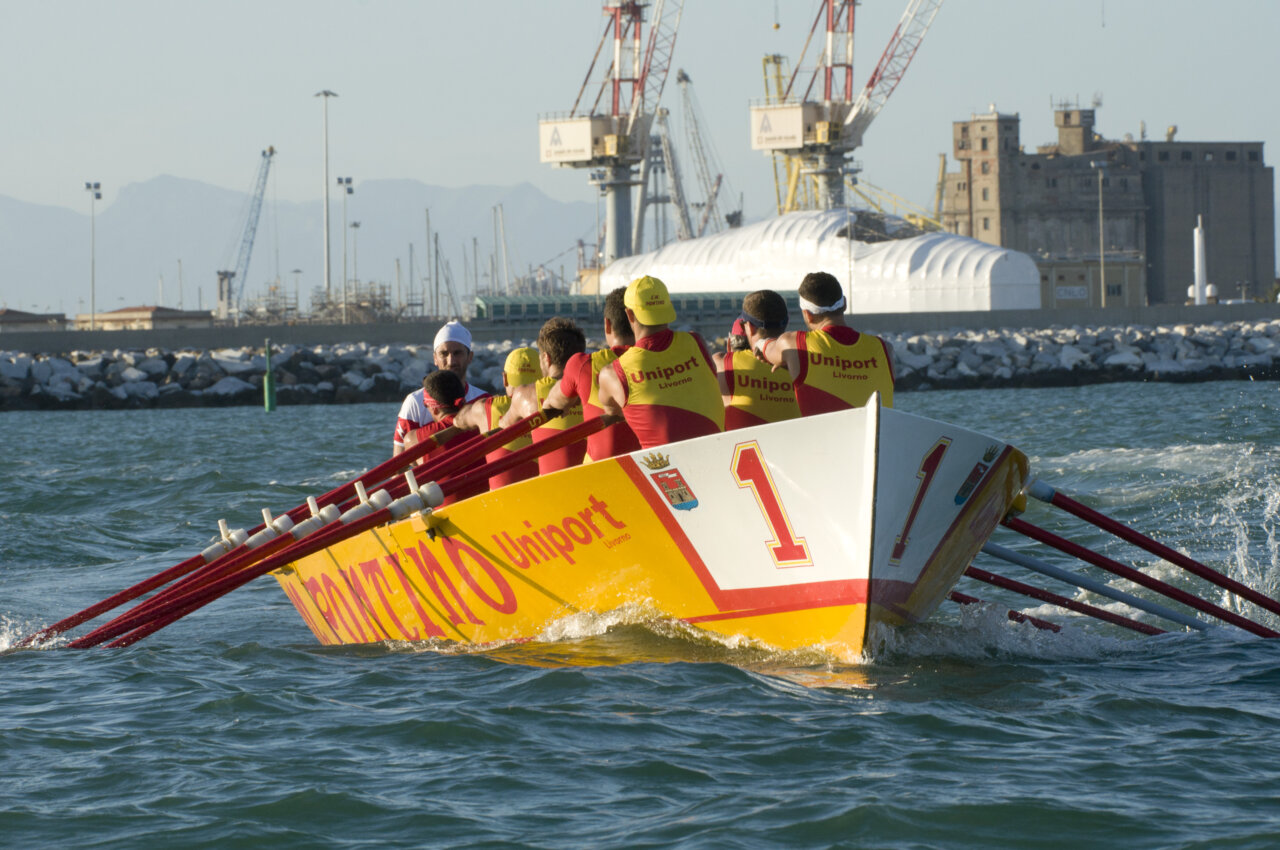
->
[600,210,1041,313]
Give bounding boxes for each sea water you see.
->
[3,381,1280,849]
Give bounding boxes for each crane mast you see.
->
[539,1,683,266]
[216,146,276,321]
[676,68,741,236]
[749,0,943,210]
[842,0,944,151]
[655,108,694,241]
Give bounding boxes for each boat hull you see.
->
[273,406,1028,659]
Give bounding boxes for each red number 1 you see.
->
[732,442,812,568]
[889,438,951,565]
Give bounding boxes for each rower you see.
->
[501,317,588,474]
[755,271,895,412]
[540,286,641,462]
[453,346,541,490]
[596,275,724,449]
[393,319,487,455]
[716,290,801,430]
[402,369,487,504]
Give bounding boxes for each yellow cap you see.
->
[624,275,677,325]
[503,346,540,388]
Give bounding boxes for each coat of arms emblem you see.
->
[640,452,698,510]
[954,445,1000,505]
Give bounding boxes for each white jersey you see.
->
[393,382,487,450]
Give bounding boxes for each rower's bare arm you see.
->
[453,401,488,431]
[756,331,801,380]
[712,352,730,395]
[597,365,626,419]
[499,384,538,428]
[542,379,572,414]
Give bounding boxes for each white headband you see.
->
[799,295,845,314]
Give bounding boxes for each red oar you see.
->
[104,505,402,648]
[90,416,608,648]
[948,591,1061,633]
[964,566,1165,636]
[19,425,464,647]
[68,414,551,649]
[38,414,552,649]
[436,417,608,497]
[1025,479,1280,619]
[1004,515,1280,638]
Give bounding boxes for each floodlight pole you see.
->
[84,181,102,330]
[315,90,338,311]
[1091,161,1107,307]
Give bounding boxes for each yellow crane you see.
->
[762,54,815,215]
[752,0,944,211]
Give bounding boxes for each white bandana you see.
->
[799,295,845,314]
[433,319,472,351]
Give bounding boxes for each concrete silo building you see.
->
[941,105,1274,306]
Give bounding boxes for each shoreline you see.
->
[2,318,1277,411]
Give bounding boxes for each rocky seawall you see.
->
[2,319,1278,411]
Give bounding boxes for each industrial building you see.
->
[73,306,215,332]
[941,106,1275,306]
[0,309,68,333]
[599,209,1041,313]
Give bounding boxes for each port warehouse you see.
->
[3,299,1279,358]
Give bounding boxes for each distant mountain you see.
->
[0,177,597,315]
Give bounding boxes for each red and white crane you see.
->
[539,1,683,266]
[749,0,943,211]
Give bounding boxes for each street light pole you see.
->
[1091,160,1107,307]
[291,268,302,318]
[315,90,338,311]
[337,176,353,323]
[84,181,101,331]
[350,221,361,288]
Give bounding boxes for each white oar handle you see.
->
[1025,479,1056,503]
[200,519,249,563]
[243,508,296,550]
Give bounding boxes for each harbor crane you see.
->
[539,1,683,265]
[676,69,742,236]
[763,53,816,214]
[651,107,695,242]
[216,146,275,321]
[750,0,943,211]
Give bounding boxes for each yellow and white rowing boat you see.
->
[272,398,1029,659]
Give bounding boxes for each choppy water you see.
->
[4,381,1280,849]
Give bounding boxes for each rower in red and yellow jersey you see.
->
[714,291,801,430]
[541,286,641,461]
[501,317,588,475]
[598,275,724,449]
[755,271,895,413]
[454,346,540,490]
[403,369,487,505]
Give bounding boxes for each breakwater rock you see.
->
[883,319,1280,391]
[2,319,1278,411]
[0,341,520,411]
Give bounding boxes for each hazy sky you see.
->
[7,0,1279,257]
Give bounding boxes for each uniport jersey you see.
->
[611,330,724,448]
[394,381,487,452]
[532,375,586,474]
[793,325,895,413]
[721,349,801,430]
[482,395,538,490]
[559,346,641,462]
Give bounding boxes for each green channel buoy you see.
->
[263,338,277,412]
